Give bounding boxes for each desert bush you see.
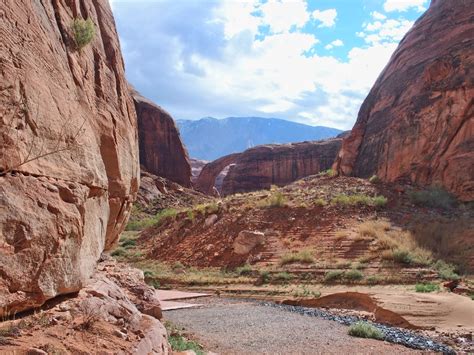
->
[77,301,101,330]
[266,191,287,208]
[165,321,204,355]
[235,264,253,276]
[279,250,314,266]
[314,198,327,207]
[348,322,384,340]
[126,208,177,231]
[415,283,439,293]
[392,249,413,264]
[111,247,127,257]
[120,239,136,249]
[319,169,336,177]
[292,286,321,298]
[186,210,195,223]
[345,269,364,282]
[324,270,344,283]
[194,202,219,216]
[274,272,294,282]
[369,175,380,184]
[409,186,456,209]
[433,260,459,280]
[72,18,95,50]
[366,275,381,285]
[172,261,185,271]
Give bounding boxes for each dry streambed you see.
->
[164,297,456,354]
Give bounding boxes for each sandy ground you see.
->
[164,297,420,354]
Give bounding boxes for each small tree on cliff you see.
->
[72,18,95,50]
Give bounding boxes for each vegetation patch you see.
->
[415,283,440,293]
[345,269,364,282]
[409,186,456,209]
[165,321,204,355]
[262,191,287,208]
[274,272,294,282]
[331,194,387,207]
[279,250,314,266]
[318,169,336,177]
[126,208,177,231]
[369,175,380,184]
[72,18,95,50]
[433,260,459,281]
[324,270,345,283]
[235,264,253,276]
[348,322,384,340]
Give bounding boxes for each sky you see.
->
[109,0,429,130]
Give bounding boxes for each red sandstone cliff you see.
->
[221,139,342,195]
[334,0,474,201]
[0,0,139,315]
[133,91,192,187]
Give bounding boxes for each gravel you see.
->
[262,301,455,354]
[165,297,454,354]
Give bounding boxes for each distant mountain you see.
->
[176,117,342,161]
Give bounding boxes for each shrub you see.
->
[259,270,271,284]
[319,169,336,177]
[266,191,287,208]
[373,195,388,207]
[111,247,127,257]
[120,239,136,248]
[72,18,95,50]
[409,186,456,209]
[274,272,294,282]
[126,208,177,231]
[235,264,253,276]
[279,250,314,265]
[345,269,364,282]
[366,275,381,285]
[415,283,439,293]
[314,198,327,207]
[369,175,380,184]
[433,260,459,281]
[324,270,344,283]
[331,194,387,207]
[392,249,413,264]
[187,210,195,223]
[172,261,185,271]
[348,322,384,340]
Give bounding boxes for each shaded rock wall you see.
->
[222,139,342,195]
[334,0,474,201]
[133,91,192,187]
[0,0,139,315]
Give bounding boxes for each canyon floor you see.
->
[114,173,474,353]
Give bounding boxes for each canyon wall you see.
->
[221,139,342,195]
[0,0,139,315]
[133,91,192,187]
[334,0,474,201]
[195,153,241,194]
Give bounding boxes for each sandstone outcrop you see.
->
[190,158,208,184]
[334,0,474,201]
[195,153,242,194]
[0,0,139,315]
[221,139,342,195]
[133,91,192,187]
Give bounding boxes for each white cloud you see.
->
[312,9,337,28]
[371,11,387,20]
[383,0,427,12]
[324,39,344,50]
[259,0,310,33]
[358,18,414,45]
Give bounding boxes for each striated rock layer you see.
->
[133,91,192,187]
[221,139,342,195]
[334,0,474,201]
[0,0,139,315]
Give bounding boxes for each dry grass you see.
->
[280,249,315,266]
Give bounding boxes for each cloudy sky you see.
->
[109,0,429,129]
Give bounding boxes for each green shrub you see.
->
[235,264,253,276]
[143,270,155,278]
[409,186,456,209]
[345,269,364,282]
[433,260,460,280]
[172,261,185,271]
[319,169,336,177]
[279,250,314,265]
[366,275,381,285]
[187,210,195,222]
[392,249,413,264]
[259,270,271,284]
[369,175,380,184]
[324,270,344,283]
[373,195,388,207]
[274,272,294,282]
[415,283,439,293]
[111,247,127,257]
[348,322,384,340]
[120,239,136,248]
[125,208,177,231]
[267,191,287,208]
[72,18,95,50]
[314,198,327,207]
[331,194,387,207]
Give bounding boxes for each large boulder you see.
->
[333,0,474,201]
[222,139,342,195]
[133,91,192,187]
[0,0,139,315]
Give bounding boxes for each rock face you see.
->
[195,153,242,194]
[334,0,474,201]
[0,1,139,315]
[222,139,342,195]
[133,91,192,187]
[189,158,208,184]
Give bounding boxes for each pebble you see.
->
[262,302,455,354]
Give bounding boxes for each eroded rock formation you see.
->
[334,0,474,201]
[221,139,342,195]
[195,153,242,194]
[0,0,139,315]
[133,91,192,187]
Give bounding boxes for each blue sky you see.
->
[109,0,429,129]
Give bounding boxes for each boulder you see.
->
[0,0,139,315]
[133,91,192,187]
[233,230,265,255]
[333,0,474,201]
